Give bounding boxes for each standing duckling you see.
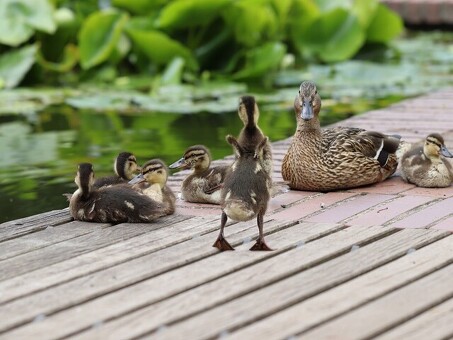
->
[129,159,176,215]
[69,163,167,223]
[213,135,273,251]
[282,81,401,191]
[401,133,453,188]
[94,152,141,188]
[237,95,272,174]
[169,145,229,204]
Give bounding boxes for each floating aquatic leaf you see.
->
[366,3,403,43]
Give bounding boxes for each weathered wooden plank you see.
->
[0,221,341,338]
[0,209,72,242]
[0,222,102,261]
[0,214,209,304]
[300,263,453,339]
[0,217,303,333]
[100,228,446,340]
[62,225,405,340]
[0,214,188,281]
[226,234,453,339]
[375,297,453,340]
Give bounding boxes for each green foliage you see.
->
[0,44,38,88]
[0,0,403,88]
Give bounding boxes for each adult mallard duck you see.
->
[237,95,273,175]
[282,81,401,191]
[69,163,167,223]
[129,159,176,215]
[401,133,453,188]
[169,145,229,204]
[213,135,273,251]
[94,152,140,188]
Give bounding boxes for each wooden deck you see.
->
[1,89,453,339]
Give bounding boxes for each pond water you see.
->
[1,30,453,223]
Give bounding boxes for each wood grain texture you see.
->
[375,297,453,340]
[228,234,453,339]
[0,222,100,261]
[1,222,341,339]
[0,209,72,242]
[0,217,300,332]
[300,263,453,339]
[125,228,447,340]
[66,225,402,340]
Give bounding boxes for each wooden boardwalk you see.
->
[1,89,453,339]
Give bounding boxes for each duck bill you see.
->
[128,173,145,185]
[441,145,453,158]
[301,100,313,121]
[169,157,187,169]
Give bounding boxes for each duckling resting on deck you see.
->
[213,135,273,251]
[401,133,453,188]
[94,152,141,188]
[69,163,168,223]
[169,145,229,204]
[129,159,176,215]
[282,81,401,191]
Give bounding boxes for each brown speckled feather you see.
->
[282,81,400,191]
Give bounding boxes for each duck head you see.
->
[238,95,259,129]
[114,152,141,180]
[75,163,95,199]
[294,81,321,121]
[169,145,211,171]
[424,133,453,159]
[129,159,169,188]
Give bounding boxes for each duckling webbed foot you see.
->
[212,236,235,251]
[250,239,272,251]
[213,212,235,251]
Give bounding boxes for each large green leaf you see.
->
[314,0,378,28]
[156,0,231,30]
[0,0,56,46]
[366,3,403,43]
[0,44,37,89]
[295,8,365,63]
[223,0,278,47]
[232,42,286,80]
[125,27,197,68]
[78,10,129,69]
[112,0,163,14]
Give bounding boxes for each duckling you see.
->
[129,159,176,215]
[282,81,401,191]
[93,152,140,188]
[169,145,229,204]
[69,163,168,223]
[401,133,453,188]
[213,135,273,251]
[237,95,273,175]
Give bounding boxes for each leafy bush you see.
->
[0,0,403,89]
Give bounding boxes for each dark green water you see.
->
[1,31,453,223]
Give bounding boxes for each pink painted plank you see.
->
[347,195,435,227]
[387,197,453,229]
[270,192,358,222]
[305,194,395,224]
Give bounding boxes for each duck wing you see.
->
[203,165,229,194]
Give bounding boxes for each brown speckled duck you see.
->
[169,145,229,204]
[129,159,176,215]
[69,163,167,223]
[282,81,401,191]
[213,135,273,251]
[401,133,453,188]
[93,152,140,188]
